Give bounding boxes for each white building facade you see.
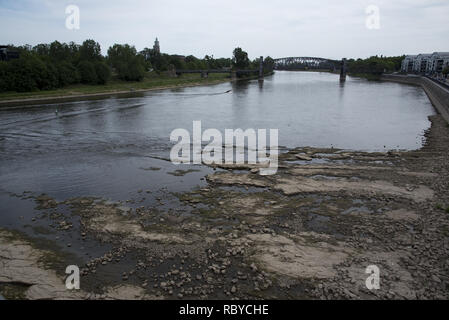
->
[401,52,449,75]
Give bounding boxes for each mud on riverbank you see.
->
[1,115,449,300]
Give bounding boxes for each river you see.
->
[0,71,435,230]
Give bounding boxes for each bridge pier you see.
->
[259,56,264,81]
[168,65,177,77]
[340,58,347,82]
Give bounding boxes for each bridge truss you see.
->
[274,57,338,70]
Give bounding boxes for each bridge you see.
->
[173,56,347,81]
[174,56,267,80]
[274,57,339,71]
[175,69,259,77]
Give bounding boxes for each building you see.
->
[171,54,186,61]
[428,52,449,74]
[401,52,449,75]
[415,54,432,73]
[401,55,417,72]
[0,46,20,61]
[153,38,160,54]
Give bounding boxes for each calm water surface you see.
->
[0,71,435,203]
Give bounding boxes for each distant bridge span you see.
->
[274,57,339,70]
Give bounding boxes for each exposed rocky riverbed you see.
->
[1,114,449,300]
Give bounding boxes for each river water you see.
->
[0,71,435,223]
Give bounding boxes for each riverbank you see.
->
[0,72,275,107]
[1,110,448,299]
[0,73,231,107]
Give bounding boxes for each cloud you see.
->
[0,0,448,59]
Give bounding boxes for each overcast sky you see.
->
[1,0,448,60]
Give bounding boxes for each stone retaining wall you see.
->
[381,74,449,123]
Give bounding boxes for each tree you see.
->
[37,60,59,90]
[0,61,9,92]
[94,62,111,84]
[152,54,170,72]
[78,61,97,84]
[123,56,145,81]
[232,47,249,70]
[80,39,102,62]
[33,43,50,56]
[13,53,59,91]
[56,61,80,86]
[107,44,146,81]
[138,48,153,70]
[347,56,399,75]
[263,56,274,72]
[108,44,136,68]
[49,41,70,61]
[443,66,449,77]
[169,55,186,70]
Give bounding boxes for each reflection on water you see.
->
[0,71,435,201]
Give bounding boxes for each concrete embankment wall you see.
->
[381,74,449,123]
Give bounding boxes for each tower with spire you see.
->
[153,37,160,54]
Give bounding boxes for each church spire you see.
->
[153,37,160,54]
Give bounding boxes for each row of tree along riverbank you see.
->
[0,39,274,95]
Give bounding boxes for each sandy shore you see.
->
[0,78,231,107]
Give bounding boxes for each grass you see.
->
[0,72,231,101]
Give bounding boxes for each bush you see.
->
[4,54,58,92]
[36,60,59,90]
[0,61,9,92]
[124,57,145,81]
[108,44,146,81]
[78,61,97,84]
[56,61,80,86]
[94,62,111,84]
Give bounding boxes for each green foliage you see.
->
[0,61,8,92]
[168,56,186,70]
[108,44,136,69]
[232,47,250,70]
[138,49,230,72]
[152,54,170,71]
[122,56,146,81]
[94,62,111,84]
[80,39,102,62]
[443,66,449,77]
[77,61,97,84]
[0,39,261,93]
[0,39,109,93]
[347,55,404,75]
[107,44,146,81]
[33,43,50,56]
[56,61,80,86]
[1,53,58,92]
[49,41,71,62]
[263,56,275,72]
